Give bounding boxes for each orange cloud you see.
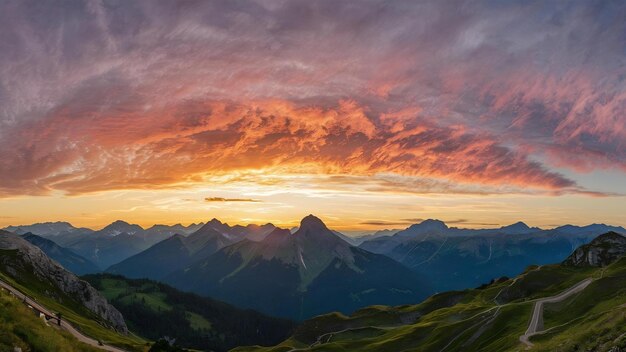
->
[0,98,583,197]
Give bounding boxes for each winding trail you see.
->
[519,278,593,348]
[0,279,126,352]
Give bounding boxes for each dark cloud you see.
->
[204,197,260,203]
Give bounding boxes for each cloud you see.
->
[0,0,623,198]
[204,197,260,203]
[360,220,417,226]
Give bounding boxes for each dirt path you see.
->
[0,279,126,352]
[519,278,593,348]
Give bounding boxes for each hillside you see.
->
[234,232,626,352]
[0,230,145,350]
[0,286,102,351]
[85,274,295,352]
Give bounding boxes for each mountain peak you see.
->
[299,215,328,231]
[501,221,530,231]
[420,219,448,228]
[100,220,143,236]
[563,231,626,267]
[407,219,448,231]
[208,218,223,225]
[510,221,529,228]
[110,220,131,226]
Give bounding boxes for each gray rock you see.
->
[0,230,128,333]
[563,231,626,267]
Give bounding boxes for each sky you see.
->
[0,0,625,231]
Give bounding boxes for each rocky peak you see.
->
[299,215,328,231]
[499,221,536,234]
[100,220,143,236]
[563,231,626,267]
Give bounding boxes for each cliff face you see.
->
[563,231,626,267]
[0,230,128,333]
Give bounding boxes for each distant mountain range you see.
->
[107,219,276,280]
[359,219,626,292]
[2,221,205,270]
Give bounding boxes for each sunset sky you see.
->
[0,0,624,231]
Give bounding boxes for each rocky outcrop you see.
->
[0,230,128,333]
[563,231,626,267]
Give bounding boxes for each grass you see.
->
[0,285,102,352]
[187,311,212,331]
[0,249,147,351]
[119,292,172,312]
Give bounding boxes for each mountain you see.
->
[395,219,449,238]
[236,231,626,352]
[107,234,192,279]
[107,218,276,279]
[554,223,626,236]
[85,274,295,352]
[0,230,127,333]
[97,220,144,237]
[498,221,539,234]
[563,231,626,267]
[51,220,205,270]
[164,215,429,320]
[359,220,625,292]
[2,221,93,236]
[22,233,100,275]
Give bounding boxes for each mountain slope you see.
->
[107,234,192,279]
[85,274,295,352]
[0,230,144,350]
[165,215,429,320]
[235,231,626,352]
[22,233,100,275]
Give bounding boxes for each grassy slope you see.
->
[85,274,295,352]
[233,261,626,352]
[0,286,102,352]
[0,249,147,351]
